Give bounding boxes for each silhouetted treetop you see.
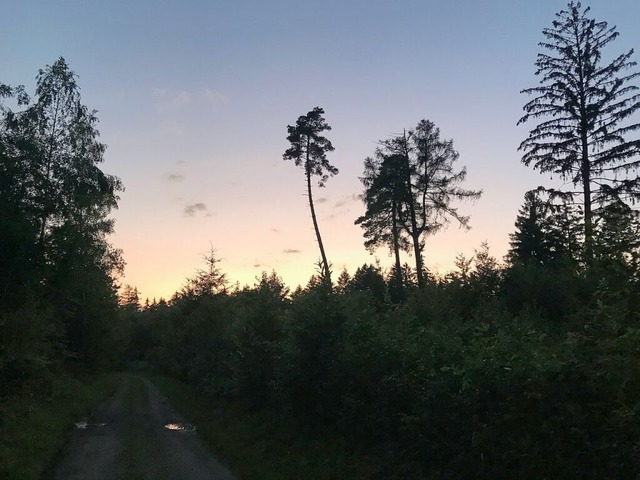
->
[518,1,640,261]
[283,106,337,187]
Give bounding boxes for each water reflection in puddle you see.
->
[74,421,107,429]
[164,423,196,432]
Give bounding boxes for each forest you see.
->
[2,2,640,479]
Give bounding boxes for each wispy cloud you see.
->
[204,88,228,107]
[321,194,361,221]
[152,87,227,113]
[333,194,360,208]
[270,228,280,233]
[183,202,213,217]
[166,173,185,182]
[152,88,190,112]
[283,248,301,254]
[316,197,328,204]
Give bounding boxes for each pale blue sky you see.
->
[2,1,639,299]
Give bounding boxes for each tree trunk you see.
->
[400,131,425,287]
[391,197,404,299]
[581,130,593,266]
[306,166,331,288]
[37,95,62,266]
[411,230,424,286]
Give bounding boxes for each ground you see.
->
[49,375,236,480]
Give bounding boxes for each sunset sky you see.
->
[3,1,640,301]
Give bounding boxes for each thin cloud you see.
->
[316,197,328,204]
[183,202,211,217]
[322,194,361,221]
[152,88,191,112]
[151,87,167,97]
[204,88,228,106]
[152,87,227,113]
[333,194,360,208]
[270,228,280,233]
[283,248,301,254]
[166,173,185,182]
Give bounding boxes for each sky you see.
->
[2,1,640,301]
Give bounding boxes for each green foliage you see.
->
[0,58,123,395]
[0,304,62,397]
[276,285,346,426]
[230,272,289,408]
[507,190,583,267]
[127,236,640,478]
[343,263,387,308]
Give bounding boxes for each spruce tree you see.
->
[518,2,640,262]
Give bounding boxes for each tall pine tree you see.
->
[283,107,337,287]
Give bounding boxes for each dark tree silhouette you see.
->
[507,190,582,267]
[177,247,227,299]
[412,119,482,248]
[356,153,410,298]
[119,284,141,312]
[2,58,123,283]
[508,191,555,266]
[378,131,426,285]
[283,107,337,287]
[518,2,640,262]
[362,120,481,287]
[1,58,124,374]
[592,201,640,287]
[347,263,387,305]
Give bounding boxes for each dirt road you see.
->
[49,375,236,480]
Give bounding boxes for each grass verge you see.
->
[0,373,119,480]
[149,376,377,480]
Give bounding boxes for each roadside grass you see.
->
[0,373,119,480]
[150,376,378,480]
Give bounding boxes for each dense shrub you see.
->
[132,262,640,479]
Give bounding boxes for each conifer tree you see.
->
[358,120,480,287]
[283,107,337,287]
[356,152,410,297]
[508,191,583,268]
[518,2,640,262]
[508,191,553,265]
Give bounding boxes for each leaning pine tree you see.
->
[283,107,337,287]
[518,1,640,263]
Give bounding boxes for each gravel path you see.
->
[50,375,236,480]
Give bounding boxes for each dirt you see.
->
[48,375,236,480]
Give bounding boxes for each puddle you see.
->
[164,423,196,432]
[74,421,107,429]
